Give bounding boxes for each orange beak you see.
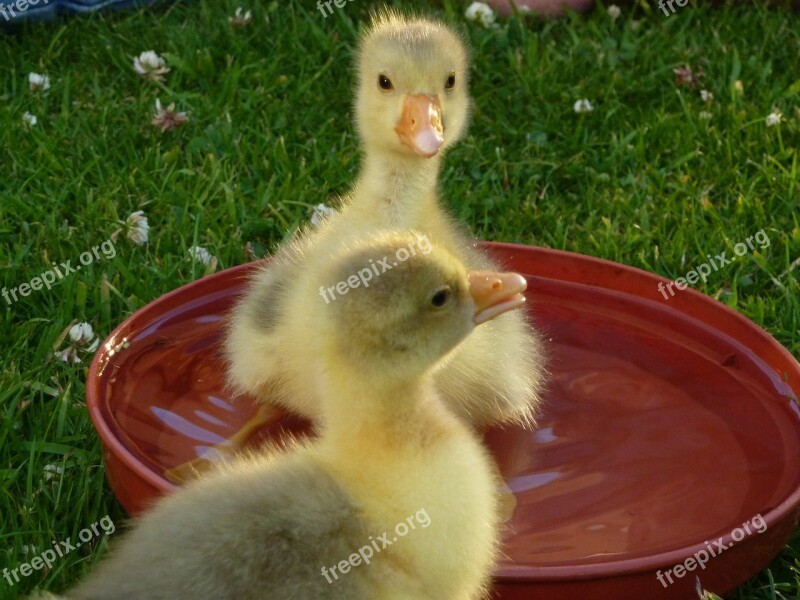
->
[468,271,528,325]
[395,94,444,158]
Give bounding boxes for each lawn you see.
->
[0,0,798,597]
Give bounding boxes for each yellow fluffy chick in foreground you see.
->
[38,232,530,600]
[225,11,544,431]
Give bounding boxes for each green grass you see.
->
[1,0,798,597]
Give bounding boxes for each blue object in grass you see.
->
[60,0,163,14]
[1,0,167,27]
[0,0,57,24]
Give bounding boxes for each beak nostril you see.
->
[397,95,445,157]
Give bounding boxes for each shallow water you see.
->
[100,267,800,567]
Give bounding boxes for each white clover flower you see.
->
[765,109,782,128]
[43,464,64,482]
[133,51,170,83]
[573,98,594,114]
[57,323,99,363]
[229,7,252,26]
[151,98,189,132]
[465,2,496,28]
[698,111,712,120]
[607,5,621,19]
[29,72,50,92]
[189,245,213,266]
[55,346,81,364]
[126,210,150,245]
[22,112,37,127]
[700,90,713,103]
[310,203,336,227]
[69,322,95,346]
[674,65,704,88]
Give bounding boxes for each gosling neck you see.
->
[352,146,443,225]
[318,361,448,448]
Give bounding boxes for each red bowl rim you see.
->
[86,242,800,581]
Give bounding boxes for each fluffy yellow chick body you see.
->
[39,233,515,600]
[225,11,544,429]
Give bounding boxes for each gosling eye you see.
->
[445,72,456,90]
[430,287,452,309]
[378,74,393,91]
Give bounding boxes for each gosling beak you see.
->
[468,271,528,325]
[395,94,444,158]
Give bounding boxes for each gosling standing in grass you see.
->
[37,232,530,600]
[225,11,544,432]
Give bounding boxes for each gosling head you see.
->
[316,232,527,385]
[355,11,470,160]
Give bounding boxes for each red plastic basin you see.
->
[86,243,800,599]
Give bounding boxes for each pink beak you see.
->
[395,94,445,158]
[468,271,528,325]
